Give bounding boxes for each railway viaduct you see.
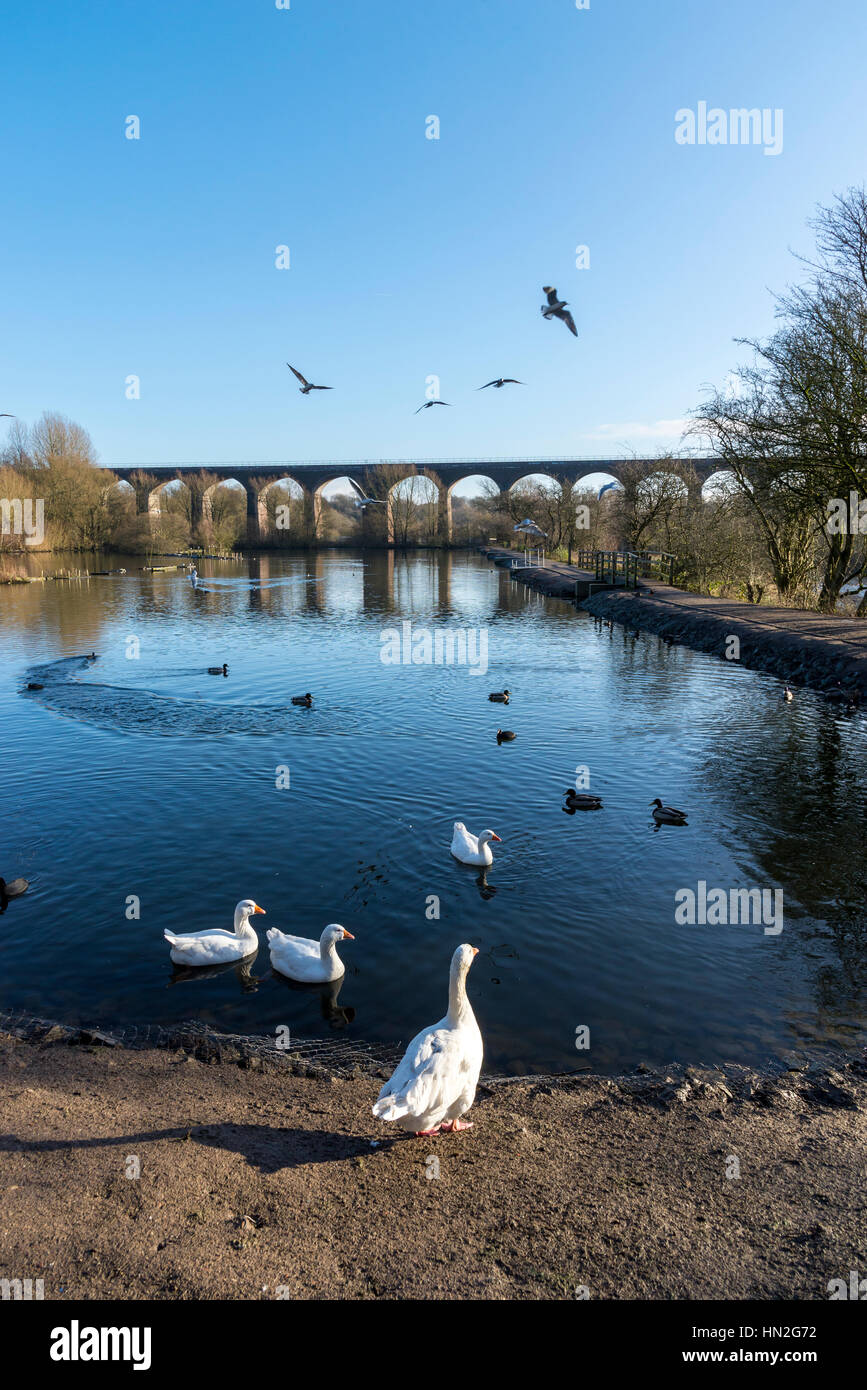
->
[107,457,726,545]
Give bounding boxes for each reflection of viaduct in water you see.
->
[228,552,453,613]
[108,458,726,546]
[161,551,451,613]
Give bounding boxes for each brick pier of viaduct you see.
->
[108,458,725,545]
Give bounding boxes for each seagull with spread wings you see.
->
[415,400,452,413]
[286,363,333,394]
[347,477,385,509]
[478,378,523,390]
[540,286,577,337]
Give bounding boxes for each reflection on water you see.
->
[2,548,866,1074]
[270,970,356,1030]
[168,951,262,993]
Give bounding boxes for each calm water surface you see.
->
[2,549,866,1073]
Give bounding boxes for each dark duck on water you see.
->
[0,876,29,914]
[564,789,603,810]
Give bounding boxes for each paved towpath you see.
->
[482,547,867,694]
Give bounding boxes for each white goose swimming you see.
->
[267,923,354,983]
[372,943,483,1136]
[164,898,265,966]
[450,822,501,867]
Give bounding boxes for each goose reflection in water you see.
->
[475,868,497,900]
[168,949,262,994]
[269,966,356,1030]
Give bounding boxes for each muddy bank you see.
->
[1,1027,865,1301]
[580,584,867,698]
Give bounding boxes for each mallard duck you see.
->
[268,923,354,983]
[783,686,794,702]
[208,664,228,675]
[827,681,860,708]
[26,682,44,690]
[496,729,516,743]
[164,898,265,966]
[291,693,313,706]
[488,689,510,702]
[564,789,603,809]
[650,798,687,824]
[451,823,501,866]
[372,944,483,1136]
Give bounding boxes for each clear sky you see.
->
[2,0,866,487]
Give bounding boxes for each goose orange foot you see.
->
[413,1125,443,1137]
[440,1118,473,1133]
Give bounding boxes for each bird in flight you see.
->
[540,287,577,336]
[347,477,385,509]
[478,378,523,390]
[415,400,452,413]
[286,363,332,394]
[0,413,15,418]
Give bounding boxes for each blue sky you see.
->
[2,0,866,491]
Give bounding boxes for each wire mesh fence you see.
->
[0,1007,404,1080]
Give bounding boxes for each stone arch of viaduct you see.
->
[109,458,727,545]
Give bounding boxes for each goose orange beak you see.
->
[491,833,502,842]
[342,929,355,939]
[471,947,479,956]
[253,904,266,914]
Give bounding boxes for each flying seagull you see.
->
[286,363,333,394]
[415,400,452,413]
[540,287,577,337]
[0,413,15,418]
[347,477,385,509]
[478,379,523,390]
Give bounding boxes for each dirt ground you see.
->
[1,1031,866,1301]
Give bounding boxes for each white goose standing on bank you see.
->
[164,899,265,966]
[373,944,483,1136]
[267,923,354,983]
[450,822,501,867]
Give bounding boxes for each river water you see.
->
[2,548,865,1074]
